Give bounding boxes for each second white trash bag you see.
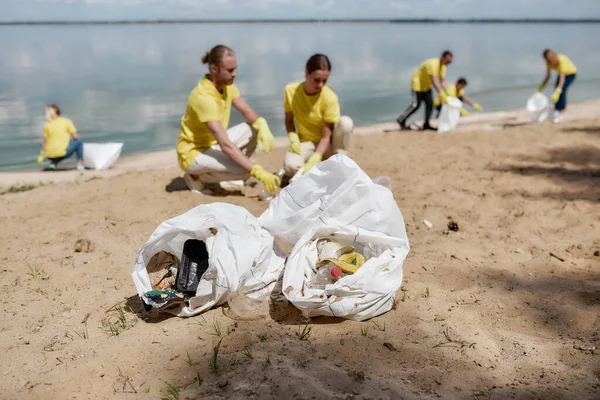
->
[131,203,285,317]
[82,142,123,170]
[259,155,410,321]
[526,92,552,123]
[437,97,463,133]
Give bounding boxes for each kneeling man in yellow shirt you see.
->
[434,77,481,117]
[176,45,280,194]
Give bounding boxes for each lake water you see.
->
[1,22,599,171]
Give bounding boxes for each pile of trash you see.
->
[131,155,410,321]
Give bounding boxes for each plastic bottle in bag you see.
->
[310,264,342,289]
[260,169,286,201]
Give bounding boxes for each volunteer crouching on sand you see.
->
[397,51,453,131]
[434,77,481,118]
[176,45,280,195]
[283,54,353,177]
[39,105,85,171]
[537,49,577,123]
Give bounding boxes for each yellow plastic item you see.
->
[316,251,366,274]
[537,83,546,93]
[460,108,469,117]
[439,91,449,104]
[472,103,481,111]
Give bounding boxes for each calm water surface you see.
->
[1,23,599,170]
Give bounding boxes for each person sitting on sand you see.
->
[283,54,353,177]
[434,77,481,118]
[396,51,453,131]
[40,105,85,171]
[176,45,280,195]
[537,49,577,124]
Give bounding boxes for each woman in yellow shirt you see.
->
[537,49,577,123]
[283,54,353,177]
[40,105,85,171]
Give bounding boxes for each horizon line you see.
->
[1,18,599,25]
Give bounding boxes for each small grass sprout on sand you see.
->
[25,260,48,280]
[211,319,222,337]
[102,305,137,336]
[161,381,180,400]
[425,287,430,298]
[257,334,266,342]
[372,319,386,332]
[212,338,223,375]
[186,350,199,367]
[265,354,271,365]
[297,324,312,341]
[361,325,369,337]
[242,345,253,359]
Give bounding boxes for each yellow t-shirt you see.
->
[284,82,340,143]
[43,117,76,158]
[547,54,577,76]
[411,58,447,92]
[434,84,465,107]
[176,75,241,170]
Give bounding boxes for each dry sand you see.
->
[1,104,599,399]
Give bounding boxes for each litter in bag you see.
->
[82,142,123,170]
[132,203,285,317]
[260,155,410,321]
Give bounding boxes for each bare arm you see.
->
[42,137,47,150]
[285,111,296,133]
[439,76,449,91]
[232,96,260,125]
[430,75,442,93]
[462,95,474,107]
[314,123,334,156]
[556,73,566,89]
[71,131,80,140]
[540,68,551,88]
[206,120,254,172]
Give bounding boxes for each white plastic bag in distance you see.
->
[437,97,463,133]
[83,142,123,170]
[260,154,408,246]
[259,155,410,321]
[526,93,552,123]
[131,203,285,317]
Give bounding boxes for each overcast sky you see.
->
[2,0,598,21]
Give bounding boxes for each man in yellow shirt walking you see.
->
[176,45,280,195]
[537,49,577,123]
[397,51,453,131]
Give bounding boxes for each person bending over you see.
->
[283,54,353,177]
[176,45,280,195]
[537,49,577,123]
[397,51,453,131]
[434,77,481,118]
[40,105,85,171]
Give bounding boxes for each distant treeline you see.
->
[1,18,599,25]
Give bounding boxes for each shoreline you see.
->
[1,97,599,191]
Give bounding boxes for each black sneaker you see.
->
[396,118,408,130]
[422,123,436,131]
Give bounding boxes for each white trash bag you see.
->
[132,203,285,317]
[526,93,552,123]
[260,155,410,321]
[437,97,463,133]
[83,142,123,170]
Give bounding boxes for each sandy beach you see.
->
[1,102,599,399]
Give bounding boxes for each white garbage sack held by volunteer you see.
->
[131,203,285,317]
[259,155,410,321]
[526,93,552,123]
[437,97,463,133]
[83,142,123,170]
